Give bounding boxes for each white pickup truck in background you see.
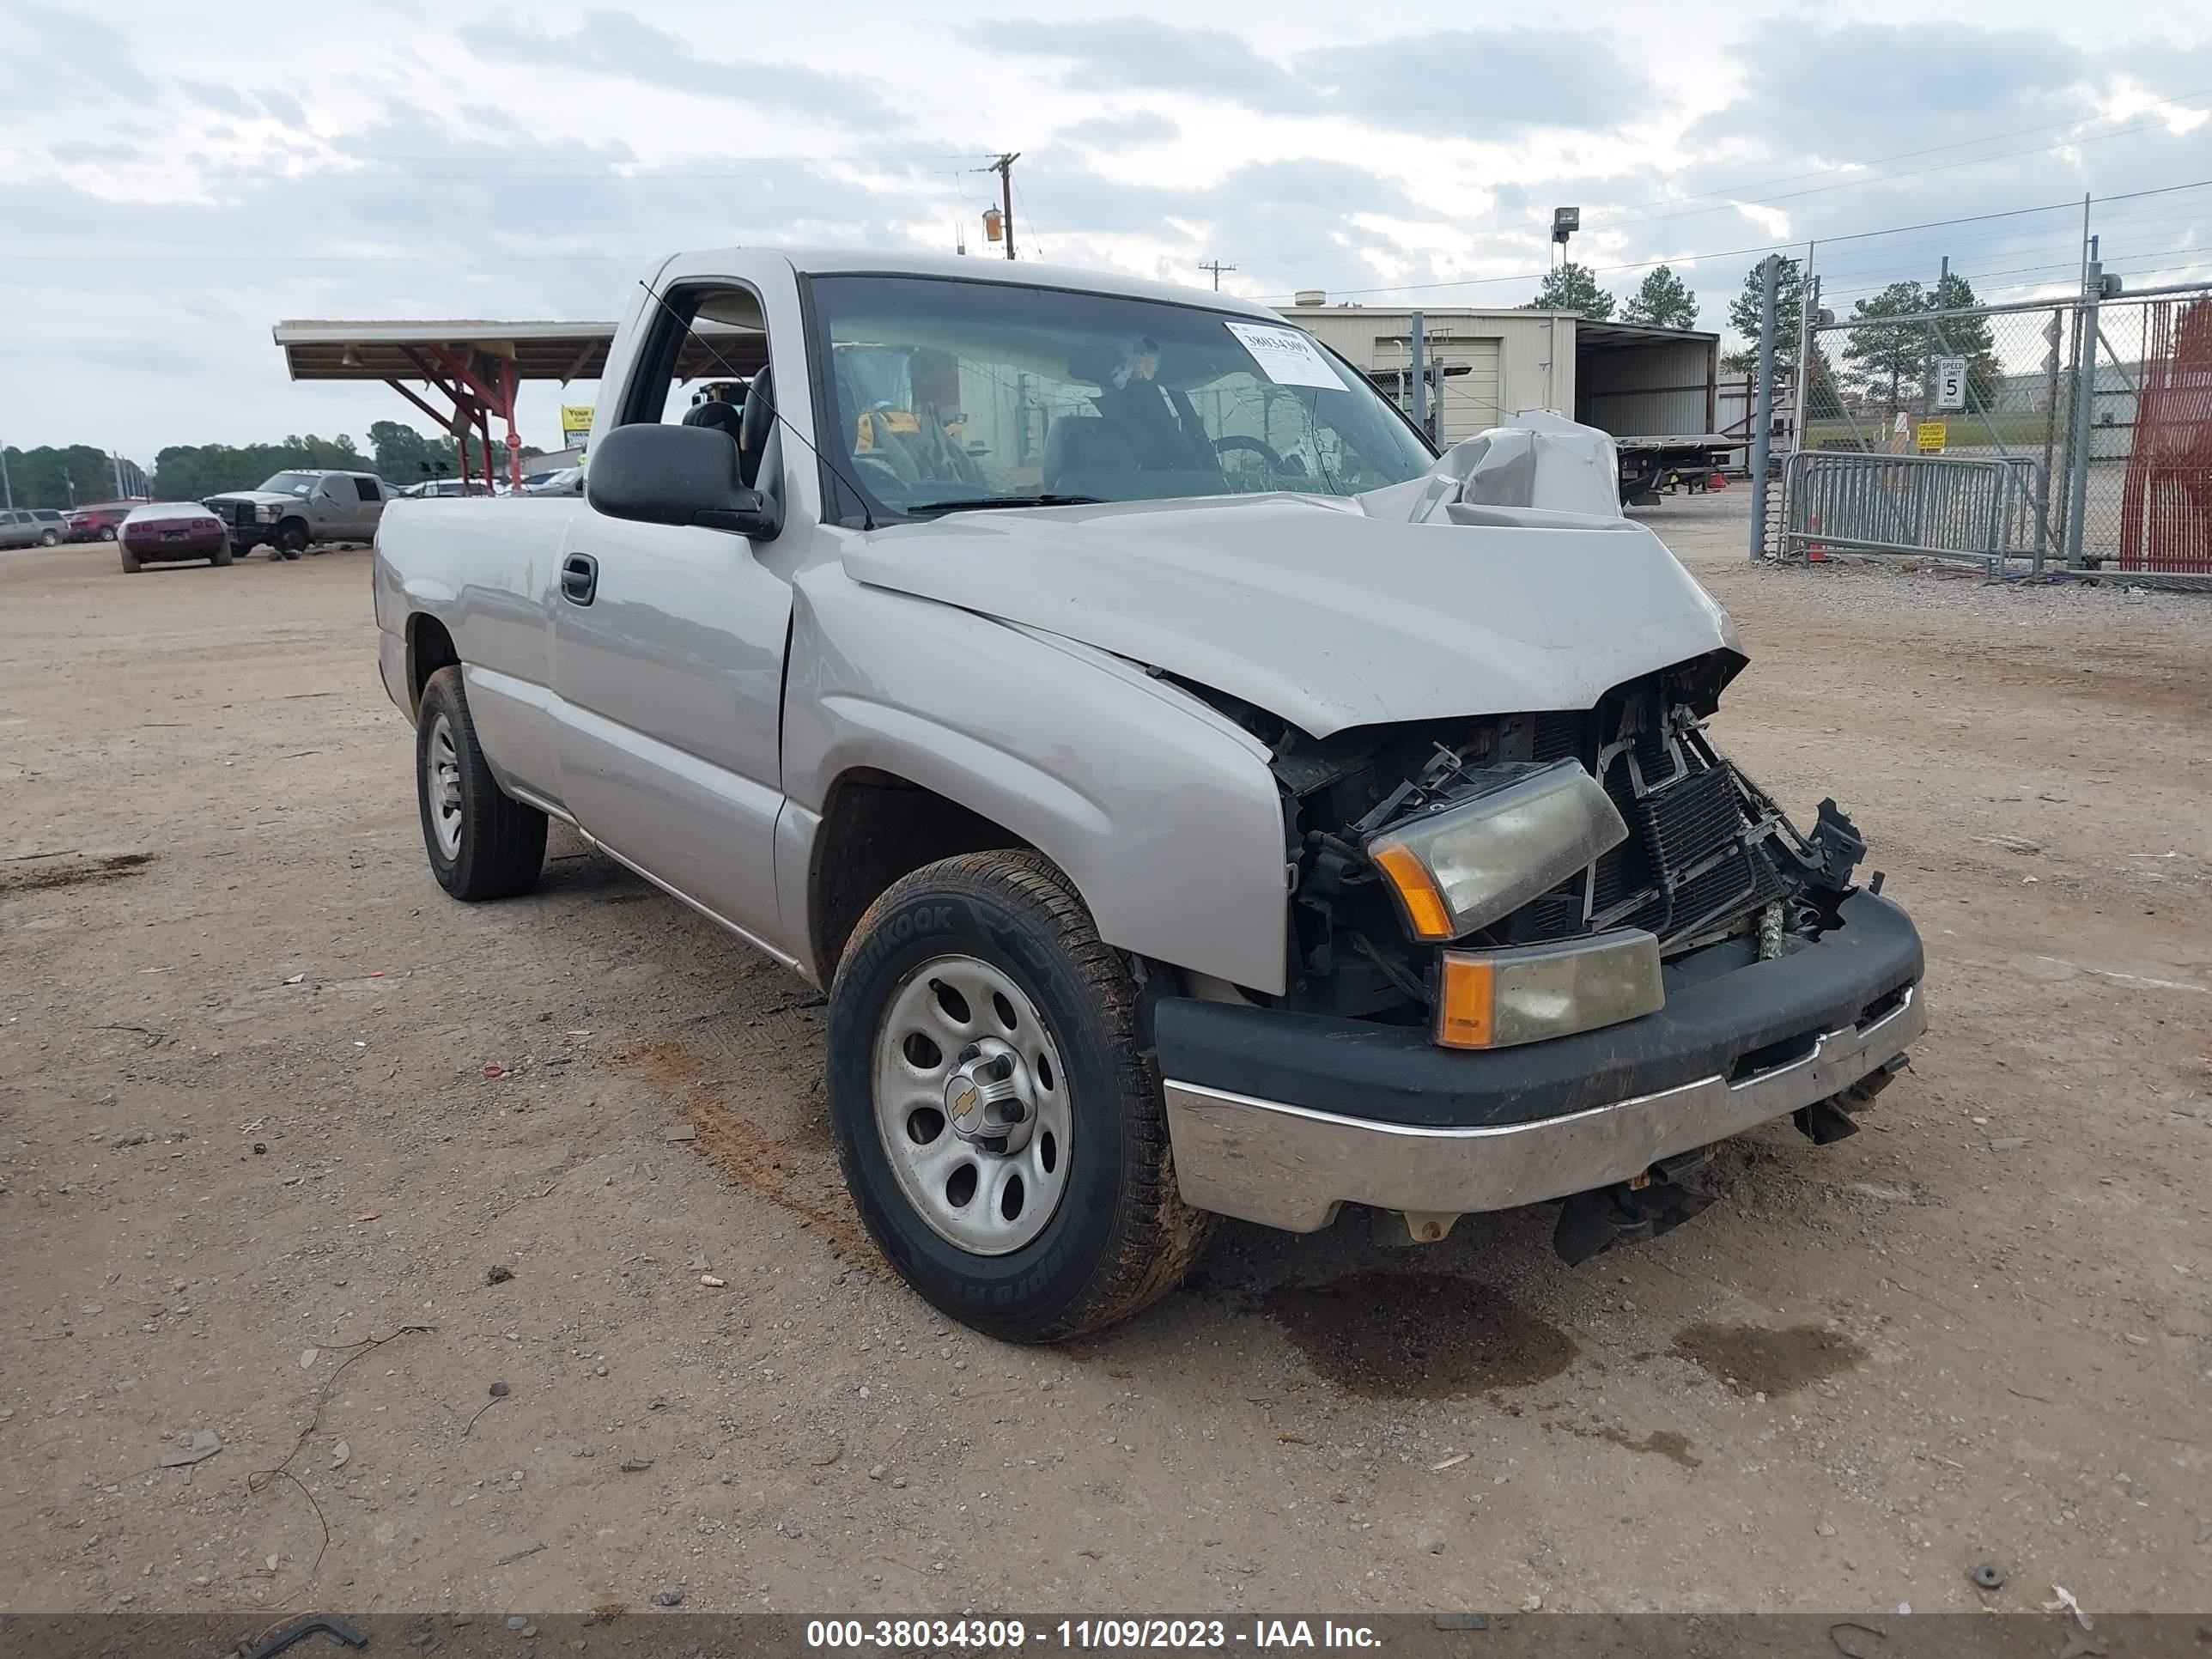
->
[373,248,1924,1342]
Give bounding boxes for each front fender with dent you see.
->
[778,565,1291,994]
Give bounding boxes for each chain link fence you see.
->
[1778,281,2212,585]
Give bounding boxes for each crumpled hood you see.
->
[840,492,1740,737]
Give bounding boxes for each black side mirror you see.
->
[586,422,781,540]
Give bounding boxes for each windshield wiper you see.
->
[902,493,1105,517]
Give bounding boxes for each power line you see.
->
[1585,87,2212,223]
[1012,173,1046,261]
[1248,179,2212,304]
[1818,241,2212,306]
[1799,210,2204,285]
[1592,100,2212,235]
[42,151,1006,182]
[1253,88,2212,289]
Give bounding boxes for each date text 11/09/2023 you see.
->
[805,1620,1384,1650]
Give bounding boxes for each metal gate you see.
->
[1782,452,2046,573]
[1780,279,2212,584]
[2120,297,2212,575]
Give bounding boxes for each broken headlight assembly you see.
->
[1364,758,1628,943]
[1185,653,1840,1043]
[1433,929,1664,1049]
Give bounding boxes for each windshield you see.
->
[258,472,320,495]
[807,275,1434,520]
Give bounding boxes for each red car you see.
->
[66,501,140,543]
[118,502,233,571]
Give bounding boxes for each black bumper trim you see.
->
[1154,889,1924,1130]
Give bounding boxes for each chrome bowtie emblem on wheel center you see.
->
[944,1037,1036,1151]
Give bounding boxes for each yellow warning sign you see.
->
[1916,420,1948,453]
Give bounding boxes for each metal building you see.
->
[1279,296,1721,449]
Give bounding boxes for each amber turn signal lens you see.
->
[1370,842,1454,941]
[1433,931,1665,1052]
[1435,954,1497,1049]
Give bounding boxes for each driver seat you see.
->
[738,367,774,489]
[682,399,744,441]
[1042,416,1138,491]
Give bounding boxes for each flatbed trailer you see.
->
[1612,434,1750,505]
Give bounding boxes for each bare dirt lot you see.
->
[3,507,2208,1619]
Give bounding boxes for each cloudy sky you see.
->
[4,0,2210,465]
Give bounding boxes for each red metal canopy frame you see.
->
[385,345,526,494]
[273,319,767,489]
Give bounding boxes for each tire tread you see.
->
[418,665,546,901]
[837,848,1215,1341]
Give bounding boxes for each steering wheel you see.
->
[1212,434,1285,470]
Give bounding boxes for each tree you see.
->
[1725,257,1805,373]
[1802,347,1847,422]
[368,420,542,482]
[1524,262,1614,320]
[1,444,131,508]
[148,427,540,499]
[1925,271,2000,410]
[1620,264,1698,330]
[368,420,448,480]
[1839,281,1932,417]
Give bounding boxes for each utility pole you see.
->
[0,441,11,510]
[2063,258,2108,569]
[1748,253,1781,562]
[1790,245,1818,459]
[1199,259,1236,291]
[989,153,1019,261]
[1409,312,1427,439]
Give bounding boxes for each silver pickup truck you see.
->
[373,249,1924,1342]
[208,468,387,557]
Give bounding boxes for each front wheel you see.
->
[826,850,1214,1343]
[415,665,546,900]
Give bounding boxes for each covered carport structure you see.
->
[272,319,769,491]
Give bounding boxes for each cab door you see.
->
[546,269,799,957]
[310,474,357,535]
[351,475,386,536]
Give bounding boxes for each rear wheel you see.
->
[210,538,234,568]
[40,528,58,546]
[118,542,142,574]
[415,665,546,901]
[826,850,1214,1342]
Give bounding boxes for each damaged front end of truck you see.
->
[1150,416,1927,1261]
[1173,648,1905,1260]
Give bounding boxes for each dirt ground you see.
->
[3,504,2208,1619]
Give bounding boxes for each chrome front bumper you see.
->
[1163,985,1923,1233]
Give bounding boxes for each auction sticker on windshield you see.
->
[1224,320,1346,391]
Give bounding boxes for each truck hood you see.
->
[840,492,1741,737]
[204,489,301,507]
